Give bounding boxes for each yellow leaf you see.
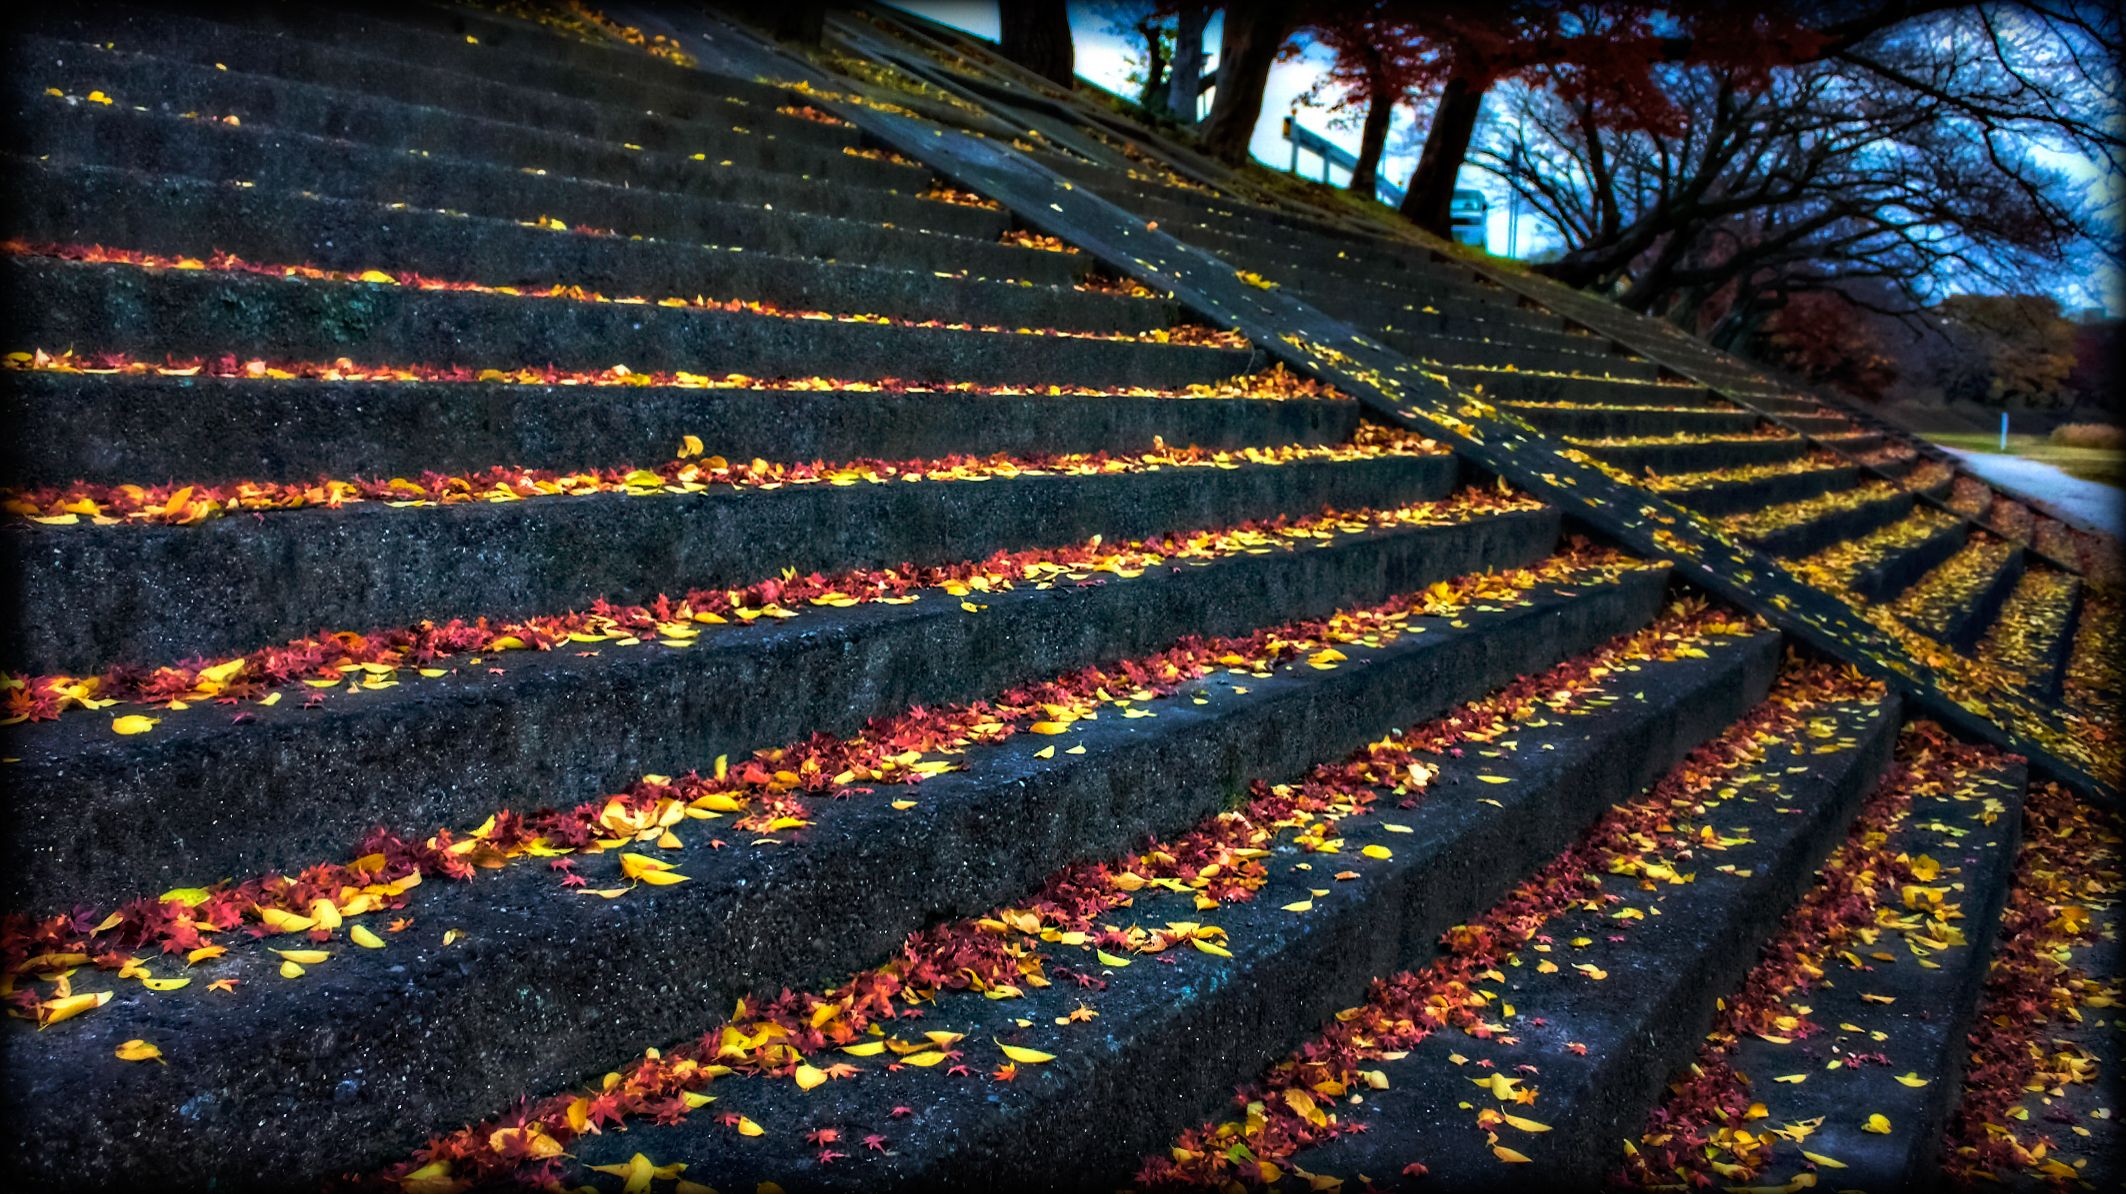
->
[1096,949,1132,967]
[1494,1145,1532,1163]
[1191,938,1233,958]
[1894,1072,1927,1088]
[997,1040,1055,1064]
[1774,1074,1808,1084]
[40,991,111,1025]
[274,949,330,964]
[794,1064,828,1091]
[1802,1151,1846,1169]
[112,715,159,735]
[1029,721,1071,735]
[185,945,225,965]
[1863,1113,1891,1134]
[1282,900,1314,913]
[635,869,690,886]
[903,1051,948,1067]
[279,960,306,979]
[351,924,386,949]
[1362,844,1392,860]
[735,1116,764,1136]
[140,977,191,992]
[114,1039,165,1063]
[1502,1113,1551,1133]
[1477,775,1511,784]
[841,1040,886,1056]
[258,907,316,933]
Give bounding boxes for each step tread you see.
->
[2,558,1677,1187]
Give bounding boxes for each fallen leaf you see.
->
[996,1040,1055,1064]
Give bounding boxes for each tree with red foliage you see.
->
[1468,3,2116,342]
[1301,4,1428,197]
[1384,3,1955,236]
[1756,290,1902,402]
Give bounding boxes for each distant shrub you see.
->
[2050,422,2126,449]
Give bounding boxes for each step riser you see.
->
[0,569,1670,1190]
[1381,316,1590,356]
[5,259,1250,394]
[7,161,1142,335]
[4,451,1448,675]
[7,101,1010,244]
[23,12,859,155]
[1709,762,2026,1190]
[56,0,794,121]
[1914,548,2026,654]
[2027,582,2083,705]
[1285,270,1536,321]
[18,37,878,186]
[1525,710,1901,1185]
[1436,372,1696,408]
[1396,336,1652,380]
[3,504,1546,911]
[913,635,1787,1192]
[10,59,910,205]
[1574,438,1809,476]
[1847,524,1969,606]
[1510,405,1759,440]
[1666,466,1860,518]
[3,373,1356,489]
[317,2,788,101]
[1278,695,1904,1187]
[1750,494,1917,558]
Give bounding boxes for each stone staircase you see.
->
[0,5,2114,1193]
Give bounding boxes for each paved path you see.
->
[1944,448,2124,536]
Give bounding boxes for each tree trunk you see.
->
[1347,71,1395,198]
[999,0,1075,89]
[1136,17,1170,109]
[1199,0,1300,164]
[1168,3,1208,123]
[1399,70,1486,234]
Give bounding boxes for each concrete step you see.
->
[3,432,1442,675]
[3,255,1252,395]
[1392,334,1654,381]
[8,92,1012,246]
[1569,434,1811,478]
[1619,724,2027,1192]
[1975,567,2082,704]
[2,490,1537,910]
[15,37,928,206]
[1504,402,1762,441]
[1730,485,1918,559]
[1441,371,1708,408]
[1376,312,1595,357]
[25,4,858,154]
[416,599,1775,1193]
[48,0,796,121]
[1202,677,1909,1189]
[0,556,1681,1189]
[1891,538,2026,652]
[2,368,1356,490]
[1654,461,1862,519]
[1802,509,1970,605]
[4,158,1146,336]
